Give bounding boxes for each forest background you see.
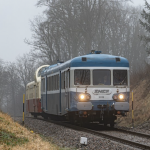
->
[0,0,150,118]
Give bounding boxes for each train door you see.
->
[65,70,70,109]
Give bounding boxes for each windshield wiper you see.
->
[120,76,127,85]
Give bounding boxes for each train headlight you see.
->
[118,94,124,100]
[78,93,91,101]
[79,94,85,101]
[112,93,125,101]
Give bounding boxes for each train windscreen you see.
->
[74,69,90,85]
[93,70,111,85]
[113,70,127,85]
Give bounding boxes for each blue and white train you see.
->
[40,50,130,127]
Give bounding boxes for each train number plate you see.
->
[99,96,104,98]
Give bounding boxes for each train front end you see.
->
[68,51,130,127]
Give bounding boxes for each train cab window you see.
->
[93,70,111,85]
[113,70,127,85]
[74,69,90,85]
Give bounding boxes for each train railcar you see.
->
[40,50,130,127]
[26,65,49,117]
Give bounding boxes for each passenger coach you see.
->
[41,50,130,127]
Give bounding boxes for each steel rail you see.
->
[114,127,150,139]
[24,117,150,149]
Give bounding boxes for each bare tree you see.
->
[139,0,150,55]
[26,0,146,74]
[16,53,37,91]
[0,59,8,110]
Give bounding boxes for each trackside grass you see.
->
[117,78,150,127]
[0,129,28,146]
[0,112,61,150]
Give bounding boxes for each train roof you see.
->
[41,53,129,76]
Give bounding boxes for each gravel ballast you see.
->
[13,117,141,150]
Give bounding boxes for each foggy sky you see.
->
[0,0,146,62]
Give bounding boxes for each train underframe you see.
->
[31,109,127,128]
[68,110,119,127]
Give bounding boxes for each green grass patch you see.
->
[0,129,29,146]
[0,117,4,121]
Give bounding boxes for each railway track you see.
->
[24,116,150,149]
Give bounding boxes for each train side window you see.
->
[41,80,43,92]
[54,76,55,90]
[61,72,64,89]
[42,78,45,92]
[55,75,58,90]
[56,75,57,90]
[47,77,49,91]
[63,72,65,89]
[48,77,50,91]
[54,75,56,90]
[47,77,48,91]
[65,71,70,88]
[64,73,65,89]
[58,75,59,90]
[56,75,58,90]
[69,71,70,88]
[55,75,56,90]
[65,71,67,88]
[63,72,66,89]
[53,76,55,90]
[53,76,55,91]
[51,76,52,91]
[44,78,45,92]
[62,72,65,89]
[50,77,51,91]
[58,75,60,90]
[49,77,50,91]
[51,76,53,91]
[61,73,62,89]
